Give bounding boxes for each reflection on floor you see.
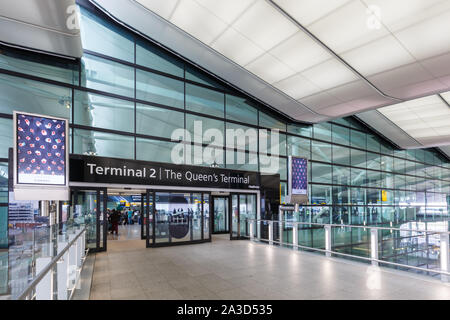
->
[107,224,142,241]
[90,234,450,300]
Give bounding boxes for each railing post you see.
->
[370,228,379,266]
[324,225,332,257]
[440,232,449,282]
[292,223,298,249]
[268,221,273,245]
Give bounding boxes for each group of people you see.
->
[107,208,141,235]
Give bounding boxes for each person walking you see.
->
[128,208,133,225]
[110,209,120,236]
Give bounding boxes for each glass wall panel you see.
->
[226,150,258,172]
[0,118,12,158]
[351,168,366,186]
[0,73,72,118]
[333,166,350,186]
[259,156,286,180]
[185,66,224,89]
[380,141,393,155]
[394,157,405,174]
[311,141,332,162]
[332,125,350,145]
[311,162,332,184]
[74,91,134,133]
[226,122,258,152]
[81,54,134,98]
[333,145,350,166]
[332,185,349,205]
[137,104,184,139]
[73,129,134,159]
[350,130,366,149]
[350,187,365,205]
[313,123,331,141]
[0,47,78,85]
[287,135,310,159]
[80,7,134,62]
[287,123,311,137]
[351,148,366,168]
[191,145,225,169]
[367,170,381,188]
[259,112,286,131]
[136,69,184,109]
[136,40,184,77]
[136,138,177,164]
[311,185,332,205]
[381,172,394,189]
[367,134,380,152]
[186,114,224,147]
[381,155,393,172]
[186,84,224,117]
[225,95,257,125]
[367,152,381,171]
[260,130,286,156]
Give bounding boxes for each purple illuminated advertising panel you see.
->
[291,157,307,195]
[16,113,67,185]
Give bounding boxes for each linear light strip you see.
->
[266,0,404,103]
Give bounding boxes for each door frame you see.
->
[71,187,107,253]
[230,193,256,240]
[146,189,212,248]
[211,196,230,234]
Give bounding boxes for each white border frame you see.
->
[288,156,308,200]
[13,111,70,189]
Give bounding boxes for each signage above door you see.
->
[69,155,261,190]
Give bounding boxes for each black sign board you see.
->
[69,155,261,190]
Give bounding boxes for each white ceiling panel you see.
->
[92,0,450,152]
[273,73,321,99]
[307,0,389,54]
[393,9,450,61]
[170,0,228,45]
[300,58,358,92]
[378,94,450,147]
[231,0,298,51]
[274,0,351,26]
[211,27,264,66]
[341,35,415,76]
[194,0,256,25]
[245,52,295,84]
[269,31,331,73]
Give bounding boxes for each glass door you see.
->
[212,197,229,233]
[230,193,257,240]
[72,188,107,252]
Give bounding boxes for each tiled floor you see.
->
[90,234,450,300]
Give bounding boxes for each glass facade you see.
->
[0,4,448,251]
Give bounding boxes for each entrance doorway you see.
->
[71,188,107,252]
[106,189,146,242]
[212,197,229,234]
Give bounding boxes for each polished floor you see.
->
[90,228,450,300]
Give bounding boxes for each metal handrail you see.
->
[255,236,450,276]
[246,219,450,277]
[16,226,87,300]
[250,219,450,234]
